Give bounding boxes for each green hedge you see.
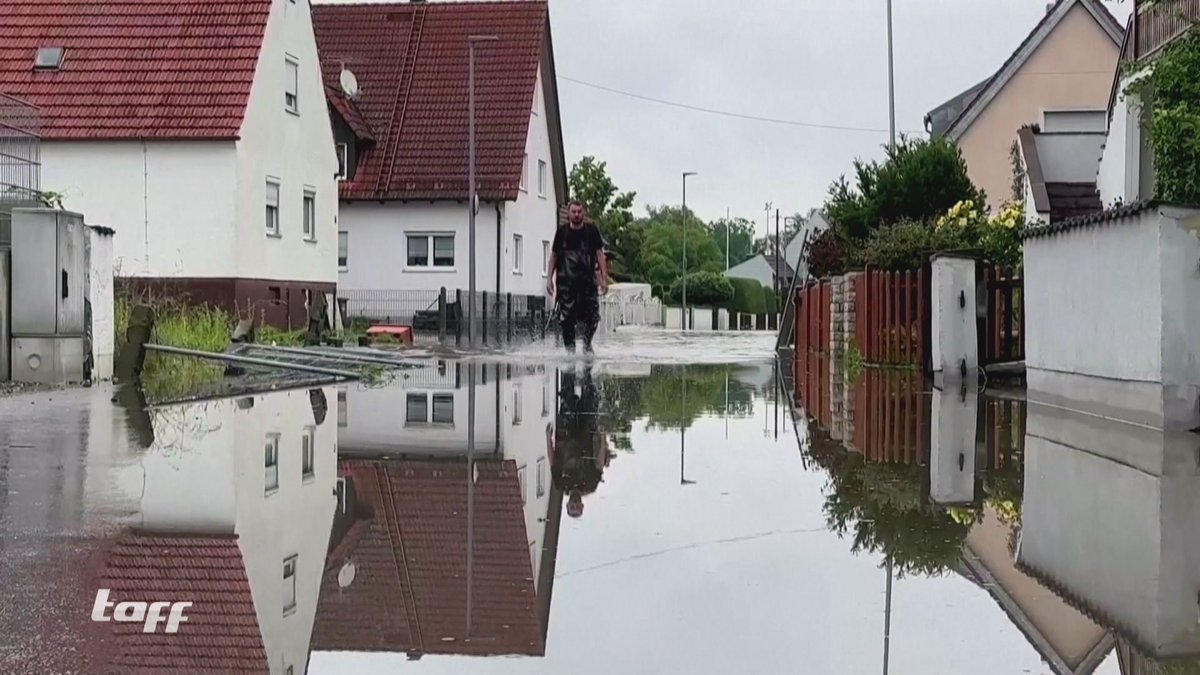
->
[762,285,778,314]
[726,277,766,314]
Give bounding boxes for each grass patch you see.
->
[115,297,232,400]
[257,324,305,347]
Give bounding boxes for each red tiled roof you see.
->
[313,458,543,657]
[100,534,269,675]
[313,1,548,201]
[326,85,375,142]
[0,0,271,140]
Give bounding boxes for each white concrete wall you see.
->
[41,141,238,278]
[1022,171,1048,225]
[87,228,114,381]
[1097,70,1153,208]
[337,202,504,294]
[1041,109,1107,132]
[501,64,560,297]
[235,387,337,675]
[236,0,339,286]
[1034,133,1105,182]
[930,256,978,379]
[1023,213,1163,382]
[1158,208,1200,387]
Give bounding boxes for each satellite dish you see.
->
[340,68,360,99]
[337,560,357,588]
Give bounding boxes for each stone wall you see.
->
[828,272,860,444]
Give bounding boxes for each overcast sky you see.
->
[549,0,1131,236]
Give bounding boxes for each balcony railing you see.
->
[1134,0,1200,60]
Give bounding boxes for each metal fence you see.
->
[0,94,41,246]
[337,288,551,345]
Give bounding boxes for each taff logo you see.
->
[91,589,192,633]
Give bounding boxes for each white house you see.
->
[104,387,339,674]
[0,0,340,328]
[313,1,566,314]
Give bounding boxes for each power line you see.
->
[558,75,926,135]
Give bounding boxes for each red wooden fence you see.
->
[851,369,930,465]
[794,280,830,357]
[855,269,927,368]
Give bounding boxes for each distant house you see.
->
[725,254,792,292]
[315,1,566,300]
[0,0,340,328]
[924,0,1123,210]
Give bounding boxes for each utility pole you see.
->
[467,35,498,347]
[887,0,896,151]
[725,207,731,271]
[774,209,781,325]
[682,172,697,330]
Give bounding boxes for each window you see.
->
[513,234,523,274]
[431,394,454,424]
[406,234,454,268]
[283,555,297,615]
[266,180,280,235]
[406,393,427,423]
[541,383,549,417]
[542,240,550,277]
[537,160,547,198]
[530,541,537,577]
[336,143,348,180]
[520,154,528,192]
[301,427,315,480]
[512,388,522,426]
[518,465,528,505]
[285,56,299,113]
[265,433,280,494]
[303,190,316,241]
[337,390,347,427]
[338,231,348,269]
[34,47,64,70]
[536,457,546,497]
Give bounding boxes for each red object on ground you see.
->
[366,325,413,345]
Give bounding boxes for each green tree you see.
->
[707,217,757,268]
[569,156,640,280]
[636,205,723,297]
[825,136,984,241]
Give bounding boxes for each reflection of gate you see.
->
[852,369,930,465]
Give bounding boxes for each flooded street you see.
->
[0,330,1188,674]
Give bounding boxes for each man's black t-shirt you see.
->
[552,223,604,291]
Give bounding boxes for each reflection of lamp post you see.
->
[466,362,477,637]
[467,35,499,347]
[883,556,893,675]
[680,366,696,486]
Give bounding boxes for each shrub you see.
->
[1142,27,1200,204]
[726,277,766,314]
[807,227,851,278]
[667,271,734,307]
[762,285,778,314]
[864,220,959,271]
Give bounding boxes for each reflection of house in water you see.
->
[1019,400,1200,670]
[104,387,338,674]
[796,369,1115,673]
[323,361,560,659]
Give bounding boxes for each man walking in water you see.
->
[547,200,608,354]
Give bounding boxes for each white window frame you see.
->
[338,231,348,271]
[512,387,523,426]
[303,188,316,242]
[285,55,300,114]
[336,143,348,180]
[518,465,528,505]
[337,389,347,427]
[283,555,297,616]
[513,233,523,274]
[520,154,528,192]
[405,391,455,427]
[542,240,550,277]
[405,232,455,270]
[537,160,547,198]
[265,433,280,494]
[266,179,281,236]
[301,427,315,481]
[431,393,455,425]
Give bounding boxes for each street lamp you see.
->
[681,172,698,330]
[467,35,499,347]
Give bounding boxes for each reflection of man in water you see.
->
[549,366,611,518]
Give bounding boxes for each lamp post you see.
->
[467,35,499,347]
[681,172,698,330]
[883,3,896,671]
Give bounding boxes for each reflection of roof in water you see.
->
[313,458,543,657]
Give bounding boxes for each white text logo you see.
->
[91,589,191,633]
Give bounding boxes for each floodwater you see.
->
[0,330,1192,674]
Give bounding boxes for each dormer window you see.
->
[34,47,64,70]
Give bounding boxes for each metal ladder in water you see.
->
[774,231,815,351]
